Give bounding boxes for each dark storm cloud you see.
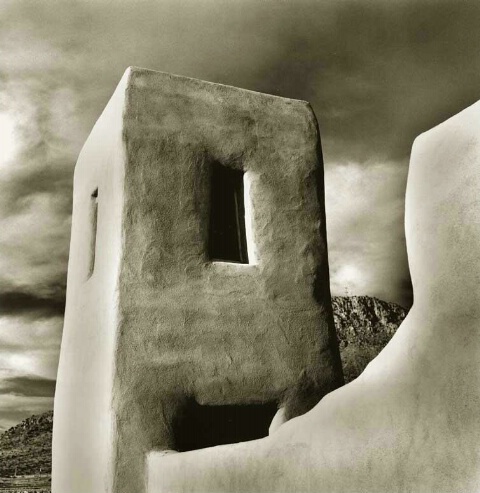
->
[241,0,480,163]
[0,290,65,318]
[0,376,56,398]
[4,0,480,161]
[5,0,480,162]
[2,0,479,304]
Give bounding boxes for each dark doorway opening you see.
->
[209,163,249,263]
[174,401,278,452]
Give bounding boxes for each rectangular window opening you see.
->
[88,188,98,278]
[209,163,249,264]
[173,401,278,452]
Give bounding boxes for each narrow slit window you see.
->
[88,188,98,278]
[209,163,249,263]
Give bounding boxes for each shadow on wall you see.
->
[174,401,278,452]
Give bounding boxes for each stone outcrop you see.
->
[333,296,408,382]
[0,411,52,477]
[333,295,407,348]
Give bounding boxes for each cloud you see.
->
[0,192,71,300]
[0,376,56,398]
[0,316,63,377]
[0,290,64,318]
[325,160,411,306]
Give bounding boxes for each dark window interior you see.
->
[174,401,278,452]
[209,163,249,263]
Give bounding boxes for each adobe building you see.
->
[52,67,344,493]
[149,101,480,493]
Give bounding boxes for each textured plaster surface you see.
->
[148,100,480,493]
[53,67,343,493]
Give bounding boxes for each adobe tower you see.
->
[52,67,343,493]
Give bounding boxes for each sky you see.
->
[1,0,480,431]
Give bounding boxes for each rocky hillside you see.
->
[0,411,52,478]
[0,296,408,482]
[332,295,408,382]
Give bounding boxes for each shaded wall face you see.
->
[111,69,342,493]
[116,70,339,424]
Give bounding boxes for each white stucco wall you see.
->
[52,69,129,493]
